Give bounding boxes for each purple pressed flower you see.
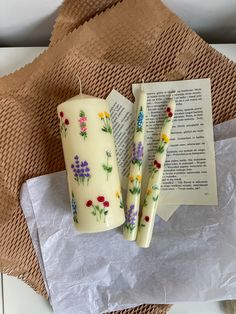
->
[131,142,143,168]
[72,155,91,184]
[125,204,138,227]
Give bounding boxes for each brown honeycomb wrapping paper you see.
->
[0,0,236,313]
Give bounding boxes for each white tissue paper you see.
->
[20,118,236,314]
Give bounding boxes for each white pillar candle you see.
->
[136,95,176,247]
[57,93,125,233]
[123,87,147,241]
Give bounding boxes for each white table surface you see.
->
[1,45,235,314]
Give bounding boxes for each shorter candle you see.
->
[136,95,176,248]
[123,85,147,241]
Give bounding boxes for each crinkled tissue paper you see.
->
[21,118,236,314]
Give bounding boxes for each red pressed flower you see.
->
[168,112,173,118]
[154,160,158,166]
[103,201,109,207]
[144,216,150,222]
[97,196,105,202]
[65,119,69,125]
[86,200,93,207]
[60,111,64,118]
[166,107,171,112]
[156,162,161,169]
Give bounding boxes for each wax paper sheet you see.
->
[20,120,236,314]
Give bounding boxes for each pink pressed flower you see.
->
[81,127,87,132]
[79,117,87,123]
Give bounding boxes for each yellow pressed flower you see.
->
[161,134,170,143]
[136,175,142,182]
[98,112,104,119]
[129,175,134,182]
[147,188,151,195]
[116,191,120,198]
[105,111,110,118]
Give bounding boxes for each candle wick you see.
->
[77,75,82,95]
[141,79,145,91]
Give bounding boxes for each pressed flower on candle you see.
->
[86,195,110,222]
[59,111,70,137]
[98,111,112,134]
[97,196,105,202]
[124,204,138,233]
[102,149,112,180]
[151,160,161,176]
[152,184,159,202]
[136,106,144,132]
[163,106,174,124]
[71,155,91,185]
[139,214,151,228]
[156,133,170,153]
[131,141,144,169]
[71,192,78,223]
[116,191,124,209]
[129,175,141,195]
[79,110,88,140]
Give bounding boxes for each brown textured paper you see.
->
[0,0,236,312]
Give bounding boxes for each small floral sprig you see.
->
[129,175,142,195]
[151,184,159,202]
[139,215,150,228]
[151,159,161,177]
[71,155,91,185]
[71,192,78,223]
[79,110,87,140]
[143,188,151,207]
[116,191,124,209]
[124,204,138,233]
[137,106,144,132]
[156,133,170,154]
[86,195,109,222]
[143,184,159,208]
[98,111,112,134]
[102,149,112,181]
[163,106,174,125]
[131,142,143,169]
[59,111,69,137]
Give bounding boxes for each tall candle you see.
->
[123,86,147,241]
[57,93,125,233]
[136,95,176,247]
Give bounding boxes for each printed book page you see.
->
[107,79,218,212]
